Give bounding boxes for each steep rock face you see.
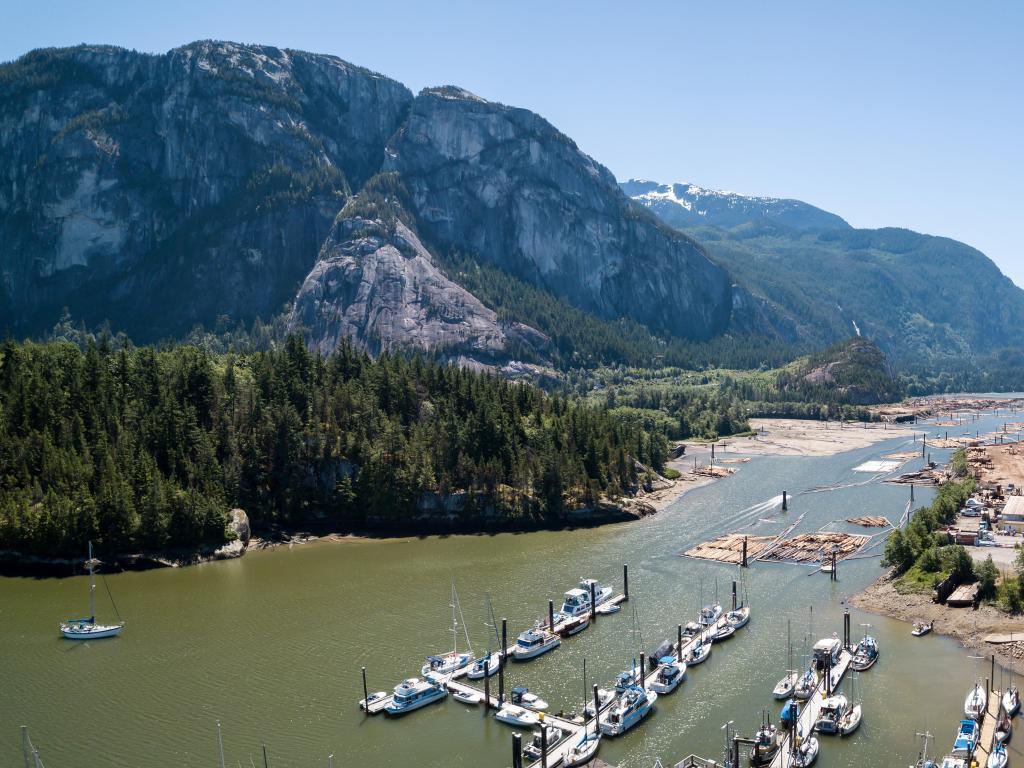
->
[0,42,413,339]
[384,88,736,341]
[289,213,547,362]
[622,179,849,232]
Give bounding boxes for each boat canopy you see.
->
[512,686,529,696]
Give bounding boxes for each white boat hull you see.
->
[384,688,447,716]
[564,734,600,767]
[495,706,539,727]
[513,638,560,660]
[773,673,798,700]
[60,622,123,640]
[467,653,500,679]
[839,705,862,736]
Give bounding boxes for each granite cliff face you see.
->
[0,42,413,339]
[384,87,736,341]
[289,209,547,363]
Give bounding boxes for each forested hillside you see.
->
[0,338,668,558]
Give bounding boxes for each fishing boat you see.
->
[649,657,687,694]
[599,685,656,737]
[513,628,560,660]
[510,686,549,711]
[422,582,475,677]
[383,678,447,716]
[711,623,736,642]
[965,681,988,720]
[358,690,387,711]
[995,706,1012,744]
[687,639,712,665]
[839,703,862,736]
[749,718,779,766]
[951,719,979,757]
[794,667,817,700]
[452,688,483,705]
[495,704,540,727]
[584,689,616,717]
[912,620,933,637]
[814,694,849,734]
[522,726,565,762]
[468,651,501,679]
[699,603,723,627]
[579,578,614,606]
[1003,684,1020,717]
[596,602,620,615]
[60,542,125,640]
[988,742,1009,768]
[793,735,819,767]
[727,605,751,629]
[565,731,600,768]
[850,634,879,671]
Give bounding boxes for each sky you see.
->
[3,1,1022,284]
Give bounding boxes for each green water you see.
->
[3,414,1020,768]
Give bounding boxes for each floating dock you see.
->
[973,686,1001,766]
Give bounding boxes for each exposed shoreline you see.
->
[852,570,1024,675]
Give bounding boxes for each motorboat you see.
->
[773,671,798,700]
[839,703,862,736]
[422,651,474,677]
[510,686,549,711]
[452,688,483,705]
[561,588,593,619]
[710,623,736,643]
[596,602,620,615]
[60,542,125,640]
[584,688,616,717]
[687,640,711,665]
[940,757,967,768]
[814,694,849,734]
[812,637,843,669]
[793,735,819,767]
[649,640,675,667]
[850,635,879,671]
[522,726,565,762]
[988,743,1009,768]
[1003,685,1020,717]
[599,685,657,736]
[952,719,979,757]
[613,667,640,692]
[726,605,751,629]
[358,690,387,711]
[495,705,540,727]
[579,578,614,606]
[559,614,590,637]
[649,657,686,694]
[384,678,447,716]
[912,621,933,637]
[513,628,561,660]
[467,651,501,679]
[794,668,817,700]
[965,682,988,720]
[564,731,601,767]
[683,621,702,638]
[699,603,723,627]
[749,721,779,766]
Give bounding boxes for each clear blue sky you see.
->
[4,1,1022,284]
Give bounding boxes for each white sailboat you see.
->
[468,595,501,679]
[422,581,475,677]
[60,541,124,640]
[773,619,798,700]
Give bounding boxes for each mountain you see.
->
[620,179,849,232]
[0,42,759,366]
[625,179,1024,361]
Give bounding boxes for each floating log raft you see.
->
[846,516,889,527]
[693,465,735,478]
[681,534,775,564]
[758,532,870,564]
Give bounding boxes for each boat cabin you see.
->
[812,637,843,668]
[561,588,591,616]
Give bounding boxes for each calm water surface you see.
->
[4,411,1022,767]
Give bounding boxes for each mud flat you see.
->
[714,418,911,457]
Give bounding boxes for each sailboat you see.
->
[566,660,601,767]
[60,542,124,640]
[913,730,937,768]
[773,619,798,700]
[839,673,863,736]
[421,581,475,677]
[468,595,501,679]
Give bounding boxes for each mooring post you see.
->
[548,600,555,633]
[361,667,369,714]
[512,733,522,768]
[639,652,646,685]
[500,617,507,704]
[623,563,629,600]
[711,443,715,461]
[911,484,915,503]
[992,656,996,690]
[928,453,931,465]
[484,667,491,712]
[677,624,684,662]
[782,490,788,511]
[592,684,601,724]
[540,725,548,768]
[733,735,741,768]
[589,581,597,621]
[732,580,737,611]
[832,550,838,581]
[742,536,748,568]
[922,435,926,457]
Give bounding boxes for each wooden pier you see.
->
[972,686,1001,767]
[767,649,853,768]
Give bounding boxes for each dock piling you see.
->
[639,652,646,685]
[548,600,555,633]
[484,667,491,713]
[782,490,788,511]
[512,733,523,768]
[623,563,629,601]
[540,725,548,768]
[592,684,601,725]
[731,580,737,611]
[742,536,748,568]
[589,581,597,621]
[992,656,996,690]
[500,618,507,704]
[911,485,915,503]
[361,667,369,716]
[677,624,684,662]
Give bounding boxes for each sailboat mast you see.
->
[88,541,96,623]
[450,582,458,654]
[787,619,793,671]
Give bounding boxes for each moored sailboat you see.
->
[421,581,475,677]
[60,542,125,640]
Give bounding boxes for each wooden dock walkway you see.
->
[973,688,1001,766]
[768,649,853,768]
